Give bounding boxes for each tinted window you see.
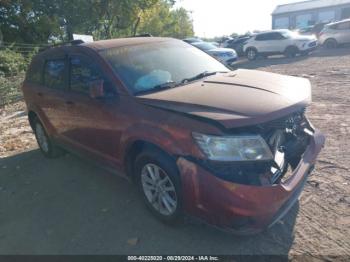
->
[256,32,284,41]
[26,59,43,84]
[44,59,66,89]
[70,56,102,94]
[255,34,268,41]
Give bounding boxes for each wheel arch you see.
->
[285,45,299,52]
[28,110,38,130]
[123,139,177,181]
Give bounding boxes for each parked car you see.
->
[298,22,327,37]
[319,19,350,48]
[243,29,318,60]
[192,41,238,65]
[183,37,203,44]
[208,41,220,47]
[222,36,252,56]
[22,37,325,234]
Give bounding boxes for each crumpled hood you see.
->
[136,69,311,128]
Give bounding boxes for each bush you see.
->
[0,49,28,76]
[0,73,25,106]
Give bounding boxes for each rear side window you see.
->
[44,59,66,89]
[336,22,350,30]
[69,56,103,94]
[26,59,43,85]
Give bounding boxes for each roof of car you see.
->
[326,18,350,26]
[255,29,289,35]
[81,37,175,51]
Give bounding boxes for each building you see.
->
[272,0,350,29]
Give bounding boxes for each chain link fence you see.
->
[0,42,48,106]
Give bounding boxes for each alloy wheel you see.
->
[247,49,256,60]
[141,163,178,216]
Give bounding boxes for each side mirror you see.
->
[89,79,105,99]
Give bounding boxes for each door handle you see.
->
[65,101,74,105]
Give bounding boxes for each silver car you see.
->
[191,42,238,65]
[319,19,350,48]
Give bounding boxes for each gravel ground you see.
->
[0,47,349,258]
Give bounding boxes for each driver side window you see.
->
[69,56,102,94]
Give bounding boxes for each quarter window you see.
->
[26,59,43,85]
[44,59,66,89]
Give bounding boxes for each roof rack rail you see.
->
[132,33,153,37]
[39,39,85,52]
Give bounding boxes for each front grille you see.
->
[257,108,307,134]
[198,108,310,186]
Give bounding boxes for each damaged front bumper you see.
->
[176,129,325,235]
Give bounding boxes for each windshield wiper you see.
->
[134,81,178,95]
[180,71,226,84]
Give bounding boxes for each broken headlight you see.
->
[192,132,273,162]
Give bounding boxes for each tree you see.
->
[0,0,193,44]
[137,1,193,38]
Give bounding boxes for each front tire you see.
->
[284,46,298,58]
[33,118,65,158]
[325,38,337,49]
[134,149,182,224]
[246,48,257,61]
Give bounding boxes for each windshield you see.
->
[100,40,229,95]
[192,42,217,51]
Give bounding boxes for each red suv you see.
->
[22,37,325,234]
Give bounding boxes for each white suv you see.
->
[243,30,318,60]
[319,19,350,48]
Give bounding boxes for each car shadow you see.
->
[233,55,309,70]
[0,149,297,256]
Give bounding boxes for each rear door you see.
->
[335,21,350,44]
[38,53,70,139]
[62,53,122,165]
[254,33,285,53]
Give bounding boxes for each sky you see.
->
[174,0,304,37]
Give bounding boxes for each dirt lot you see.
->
[0,47,349,258]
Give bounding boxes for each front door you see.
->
[62,54,123,167]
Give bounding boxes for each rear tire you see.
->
[246,48,257,61]
[325,38,337,49]
[134,148,182,224]
[33,118,65,158]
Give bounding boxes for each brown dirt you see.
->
[237,47,350,257]
[0,47,349,257]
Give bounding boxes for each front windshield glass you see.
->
[193,42,217,51]
[100,40,229,95]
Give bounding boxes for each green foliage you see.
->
[137,2,193,38]
[0,0,194,43]
[0,73,25,106]
[0,49,28,76]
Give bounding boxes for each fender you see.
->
[26,102,58,138]
[118,122,188,163]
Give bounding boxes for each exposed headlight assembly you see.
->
[192,132,273,162]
